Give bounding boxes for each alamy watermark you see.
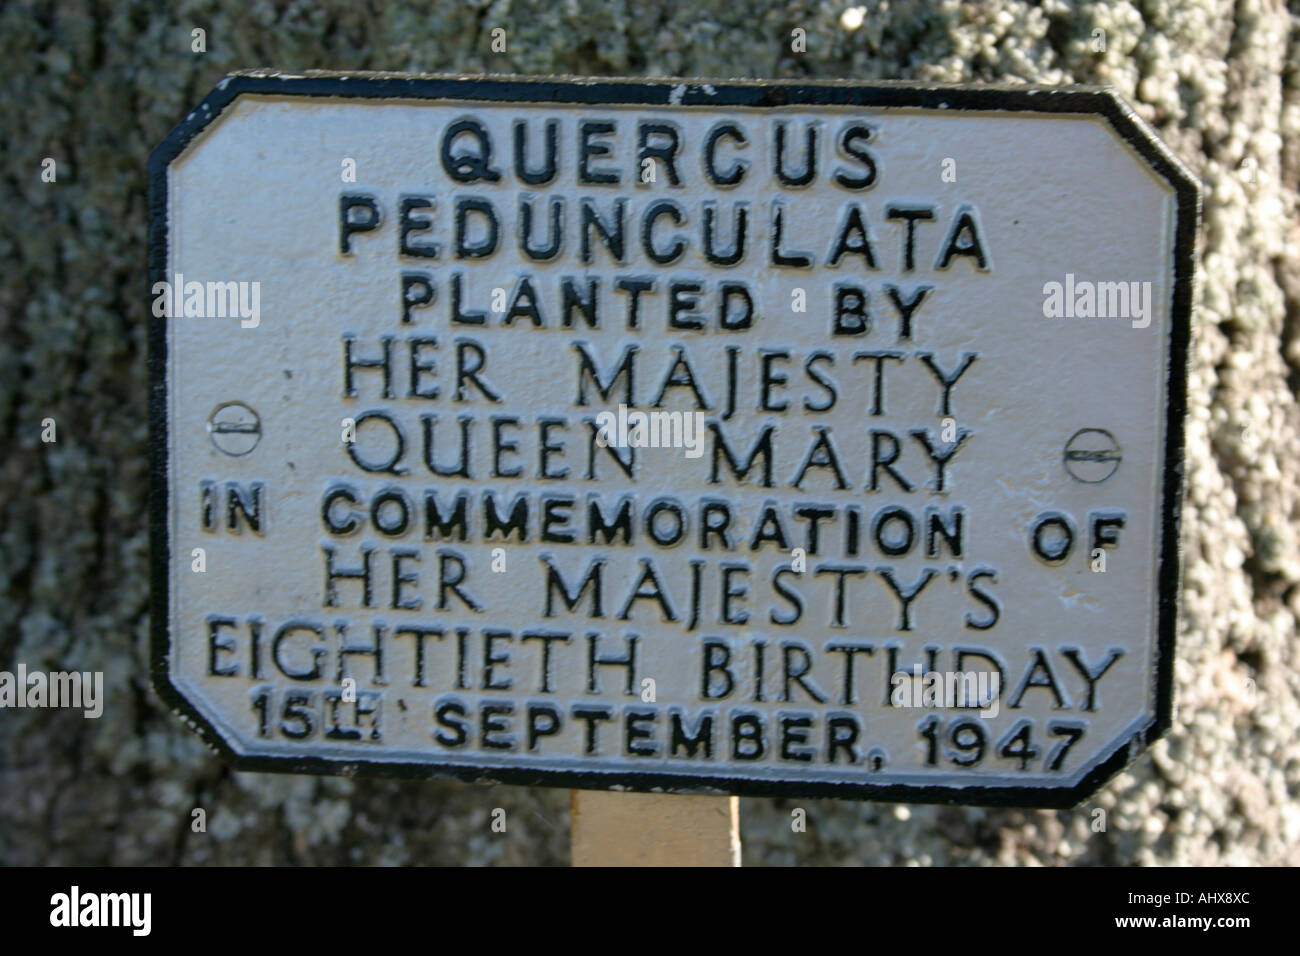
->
[593,404,705,459]
[0,664,103,718]
[50,886,150,935]
[151,273,261,327]
[1042,274,1152,329]
[890,667,1000,718]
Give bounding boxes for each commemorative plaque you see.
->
[149,72,1196,807]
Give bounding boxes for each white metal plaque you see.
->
[149,73,1196,806]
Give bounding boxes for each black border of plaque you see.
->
[148,72,1198,808]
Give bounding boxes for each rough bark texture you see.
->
[1,0,1297,866]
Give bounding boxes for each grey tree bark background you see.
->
[1,0,1297,865]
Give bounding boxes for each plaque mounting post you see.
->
[570,790,741,867]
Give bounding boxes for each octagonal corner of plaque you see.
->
[149,666,252,767]
[1092,88,1200,202]
[151,77,261,178]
